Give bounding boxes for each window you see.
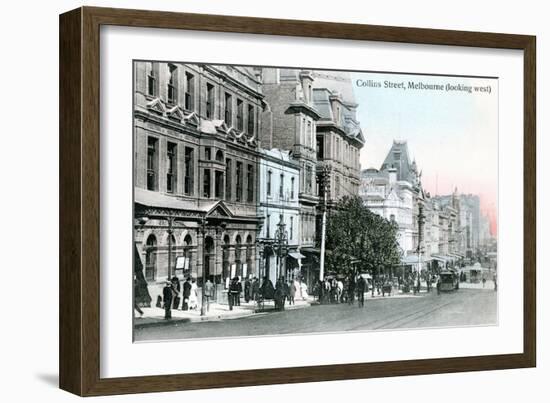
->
[146,137,158,191]
[215,150,224,162]
[184,72,194,110]
[215,170,224,199]
[247,164,254,202]
[266,214,271,238]
[317,136,324,159]
[290,216,294,240]
[291,177,295,199]
[306,164,313,193]
[145,235,157,281]
[247,104,255,135]
[225,159,232,200]
[237,99,244,131]
[167,64,177,104]
[236,161,243,202]
[267,170,272,196]
[335,176,340,198]
[146,62,156,97]
[224,93,232,125]
[206,83,215,119]
[203,169,211,198]
[205,147,211,161]
[166,142,177,193]
[306,120,312,148]
[279,173,284,199]
[184,147,194,195]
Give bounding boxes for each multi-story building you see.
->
[257,148,302,285]
[133,62,263,300]
[260,68,321,286]
[311,71,365,204]
[360,141,420,257]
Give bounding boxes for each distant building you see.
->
[360,141,420,258]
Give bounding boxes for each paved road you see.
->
[134,288,497,341]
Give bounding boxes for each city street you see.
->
[134,288,497,341]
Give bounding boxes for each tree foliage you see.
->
[324,195,400,276]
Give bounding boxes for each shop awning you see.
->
[432,254,455,262]
[301,247,321,254]
[288,252,306,260]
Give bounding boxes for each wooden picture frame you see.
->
[59,6,536,396]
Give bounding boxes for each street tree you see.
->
[325,195,400,278]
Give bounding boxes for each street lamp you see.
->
[275,221,288,280]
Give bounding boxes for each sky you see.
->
[350,72,498,235]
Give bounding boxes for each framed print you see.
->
[59,6,536,396]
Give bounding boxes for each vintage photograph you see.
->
[132,61,498,342]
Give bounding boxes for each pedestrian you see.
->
[162,281,173,319]
[436,275,441,295]
[482,277,487,288]
[182,277,191,310]
[336,279,344,303]
[189,278,199,310]
[244,277,251,303]
[228,277,240,310]
[204,278,214,312]
[251,277,260,302]
[171,275,181,309]
[274,277,286,311]
[288,279,296,305]
[493,273,498,291]
[356,275,366,307]
[260,276,275,300]
[347,276,356,305]
[236,277,242,306]
[133,278,144,317]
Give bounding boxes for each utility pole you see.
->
[319,166,329,281]
[416,204,425,293]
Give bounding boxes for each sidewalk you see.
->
[134,297,312,329]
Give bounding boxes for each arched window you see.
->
[145,235,157,281]
[246,235,253,278]
[182,234,193,275]
[215,150,224,162]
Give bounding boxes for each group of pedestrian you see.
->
[161,276,200,319]
[314,274,368,307]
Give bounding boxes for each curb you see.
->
[134,302,313,329]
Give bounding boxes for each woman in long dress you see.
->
[189,279,199,310]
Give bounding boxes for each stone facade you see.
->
[133,62,263,301]
[260,68,322,284]
[257,149,301,285]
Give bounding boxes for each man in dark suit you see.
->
[162,281,173,319]
[356,275,366,307]
[182,277,192,310]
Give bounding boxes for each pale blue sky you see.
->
[351,71,498,220]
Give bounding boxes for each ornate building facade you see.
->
[257,149,302,285]
[260,68,321,284]
[133,62,263,300]
[312,71,365,205]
